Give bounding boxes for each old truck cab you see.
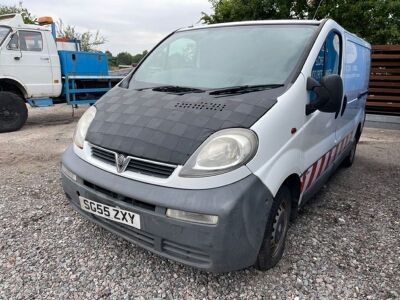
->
[0,14,62,99]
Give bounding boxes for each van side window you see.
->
[18,31,43,52]
[311,32,341,82]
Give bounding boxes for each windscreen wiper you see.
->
[136,85,205,94]
[208,84,284,96]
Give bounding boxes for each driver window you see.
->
[19,31,43,51]
[7,33,19,50]
[311,31,341,82]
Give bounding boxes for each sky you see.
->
[3,0,212,55]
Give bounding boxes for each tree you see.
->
[313,0,400,45]
[56,19,106,52]
[201,0,400,44]
[201,0,309,23]
[132,50,149,64]
[116,52,134,65]
[0,4,35,24]
[105,50,117,66]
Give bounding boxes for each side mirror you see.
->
[306,74,343,116]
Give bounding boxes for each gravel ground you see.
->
[1,104,399,299]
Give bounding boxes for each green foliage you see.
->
[0,4,35,24]
[314,0,400,45]
[110,50,148,66]
[116,51,133,65]
[105,50,117,66]
[132,50,149,64]
[202,0,400,44]
[56,19,106,52]
[201,0,308,23]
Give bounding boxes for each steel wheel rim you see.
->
[271,201,289,257]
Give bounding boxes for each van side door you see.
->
[301,30,343,194]
[336,33,371,145]
[2,30,54,98]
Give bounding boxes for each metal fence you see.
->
[367,45,400,115]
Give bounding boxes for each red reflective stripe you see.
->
[337,139,344,154]
[346,133,352,145]
[300,173,307,193]
[324,150,332,170]
[331,144,339,162]
[306,161,319,190]
[315,153,326,179]
[341,136,347,150]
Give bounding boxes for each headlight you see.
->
[179,128,258,177]
[73,106,97,148]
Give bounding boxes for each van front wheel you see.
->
[255,186,291,271]
[342,139,357,168]
[0,92,28,133]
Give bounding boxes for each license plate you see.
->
[79,196,141,229]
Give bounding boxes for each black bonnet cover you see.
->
[86,87,283,165]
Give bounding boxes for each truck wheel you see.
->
[342,138,357,168]
[0,91,28,133]
[255,186,291,271]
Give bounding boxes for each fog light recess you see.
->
[166,209,218,225]
[61,164,77,181]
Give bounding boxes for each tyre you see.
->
[0,91,28,133]
[255,186,292,271]
[342,138,357,168]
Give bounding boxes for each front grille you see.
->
[125,159,175,178]
[91,213,211,266]
[92,146,115,164]
[94,216,156,248]
[90,144,176,178]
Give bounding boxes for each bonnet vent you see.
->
[174,102,226,111]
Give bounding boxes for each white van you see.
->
[61,19,371,272]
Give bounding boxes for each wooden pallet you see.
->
[368,45,400,115]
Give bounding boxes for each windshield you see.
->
[132,25,317,90]
[0,26,11,46]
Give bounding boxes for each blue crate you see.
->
[58,51,109,76]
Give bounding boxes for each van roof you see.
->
[179,19,371,48]
[179,19,323,32]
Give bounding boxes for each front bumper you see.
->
[61,146,273,272]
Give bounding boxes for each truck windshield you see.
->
[0,26,11,46]
[132,25,317,90]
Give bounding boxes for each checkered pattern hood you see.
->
[86,87,281,165]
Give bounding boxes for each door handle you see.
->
[14,52,22,60]
[40,57,50,61]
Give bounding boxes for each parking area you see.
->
[1,105,399,299]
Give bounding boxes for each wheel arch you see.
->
[0,78,28,99]
[355,122,362,142]
[280,174,301,221]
